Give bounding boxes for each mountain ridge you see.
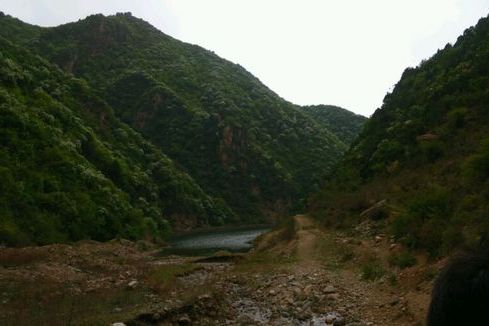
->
[0,12,363,245]
[310,14,489,256]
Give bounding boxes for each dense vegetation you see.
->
[0,12,361,245]
[302,105,367,144]
[310,15,489,257]
[0,12,355,221]
[0,35,231,245]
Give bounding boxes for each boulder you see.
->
[360,200,388,220]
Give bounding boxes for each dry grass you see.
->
[146,263,201,293]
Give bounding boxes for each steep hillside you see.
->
[302,105,367,144]
[0,36,231,246]
[0,12,354,220]
[310,15,489,256]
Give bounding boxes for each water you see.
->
[161,227,270,256]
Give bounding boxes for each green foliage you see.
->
[464,138,489,181]
[388,251,417,269]
[391,186,453,255]
[311,14,489,256]
[0,13,352,222]
[361,260,385,281]
[0,12,362,245]
[302,105,367,144]
[0,36,231,245]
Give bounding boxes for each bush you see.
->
[463,138,489,181]
[361,260,385,281]
[388,251,417,269]
[391,185,452,256]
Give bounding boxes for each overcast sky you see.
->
[1,0,488,116]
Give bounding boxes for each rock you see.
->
[323,285,337,294]
[198,294,212,301]
[269,289,276,295]
[325,314,336,323]
[112,323,126,326]
[303,285,313,296]
[178,314,191,325]
[113,307,122,313]
[327,293,340,301]
[360,200,388,220]
[127,280,138,289]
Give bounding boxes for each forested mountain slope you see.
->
[0,12,357,220]
[310,15,489,256]
[302,105,367,144]
[0,36,230,245]
[0,12,364,245]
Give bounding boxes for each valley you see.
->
[1,7,489,325]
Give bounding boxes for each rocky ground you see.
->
[0,216,437,325]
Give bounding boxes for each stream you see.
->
[161,226,271,256]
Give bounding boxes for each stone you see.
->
[112,323,126,326]
[359,200,388,220]
[178,314,191,325]
[323,285,336,294]
[327,293,340,301]
[325,314,336,323]
[198,294,212,301]
[303,285,313,296]
[127,280,138,289]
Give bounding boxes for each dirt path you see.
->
[294,214,319,265]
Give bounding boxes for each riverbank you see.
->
[0,216,437,325]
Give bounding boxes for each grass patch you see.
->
[387,272,398,286]
[388,251,417,269]
[361,260,385,281]
[234,251,296,274]
[424,267,439,281]
[147,263,200,292]
[316,236,354,270]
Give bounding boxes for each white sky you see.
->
[1,0,488,116]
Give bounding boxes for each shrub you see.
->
[388,251,417,269]
[391,185,452,256]
[463,138,489,181]
[361,260,385,281]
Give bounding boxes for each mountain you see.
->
[302,105,367,144]
[310,15,489,256]
[0,12,362,245]
[0,34,232,246]
[0,12,358,221]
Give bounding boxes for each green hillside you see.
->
[0,12,363,245]
[310,15,489,256]
[0,36,231,246]
[0,12,354,220]
[302,105,367,144]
